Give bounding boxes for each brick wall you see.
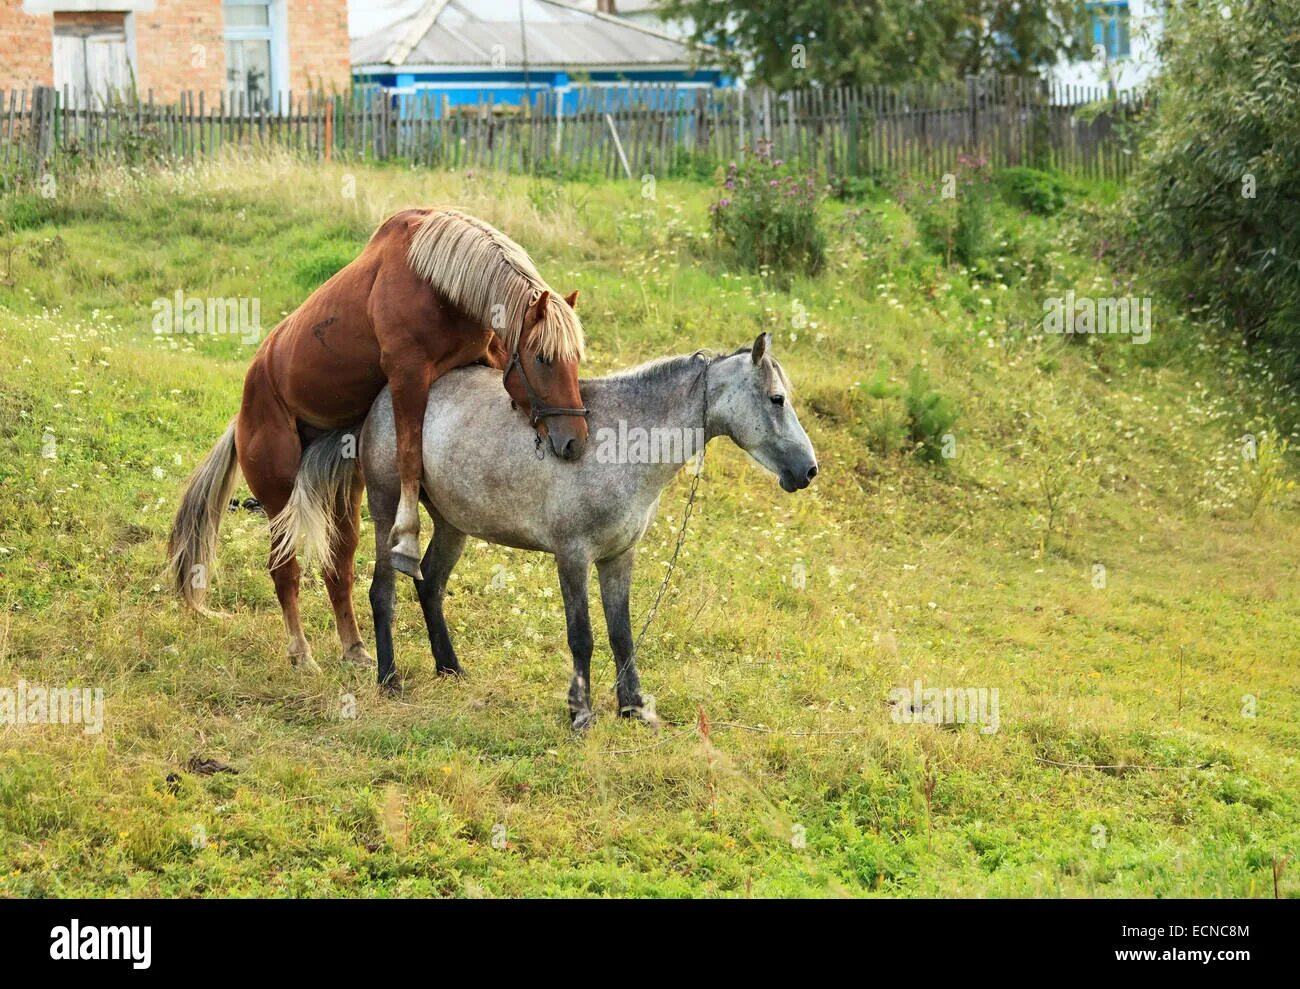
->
[134,0,227,101]
[0,2,54,90]
[0,0,350,101]
[286,0,350,94]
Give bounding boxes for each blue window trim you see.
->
[1083,1,1131,60]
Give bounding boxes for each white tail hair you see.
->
[266,430,358,571]
[167,421,239,614]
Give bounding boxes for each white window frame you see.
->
[223,0,289,111]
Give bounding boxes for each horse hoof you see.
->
[344,643,374,667]
[291,653,321,674]
[379,672,403,696]
[620,707,662,733]
[571,710,596,734]
[391,552,422,580]
[436,663,465,678]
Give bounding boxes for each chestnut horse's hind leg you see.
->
[325,468,373,667]
[236,394,319,673]
[384,365,436,579]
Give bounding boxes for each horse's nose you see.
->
[548,418,588,461]
[807,464,819,482]
[557,434,586,461]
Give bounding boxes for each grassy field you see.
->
[0,153,1297,897]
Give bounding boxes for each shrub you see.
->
[827,174,882,203]
[2,195,61,231]
[953,179,994,268]
[898,153,994,267]
[902,365,959,463]
[667,146,718,183]
[997,166,1067,215]
[1243,432,1295,518]
[710,140,825,277]
[854,363,959,463]
[833,207,891,276]
[854,362,907,457]
[1126,0,1300,374]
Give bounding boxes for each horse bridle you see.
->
[502,348,590,429]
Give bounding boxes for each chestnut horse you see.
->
[167,207,588,672]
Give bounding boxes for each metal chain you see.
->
[629,354,711,670]
[631,447,704,664]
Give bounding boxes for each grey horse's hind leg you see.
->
[597,548,659,730]
[556,553,595,732]
[415,516,467,676]
[366,480,402,694]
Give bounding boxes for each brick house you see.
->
[0,1,350,107]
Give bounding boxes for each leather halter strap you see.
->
[503,349,590,427]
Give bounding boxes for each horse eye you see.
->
[535,354,549,366]
[770,395,785,407]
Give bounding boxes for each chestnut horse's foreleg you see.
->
[557,553,596,732]
[385,365,436,579]
[415,518,467,676]
[325,468,373,667]
[236,412,319,673]
[597,548,658,729]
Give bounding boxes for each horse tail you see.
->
[167,420,239,614]
[267,429,358,572]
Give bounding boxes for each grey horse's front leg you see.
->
[597,549,659,730]
[415,520,467,676]
[556,553,595,732]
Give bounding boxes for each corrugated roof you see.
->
[352,0,704,69]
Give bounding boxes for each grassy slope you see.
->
[0,155,1296,897]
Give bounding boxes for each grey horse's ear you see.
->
[751,332,769,365]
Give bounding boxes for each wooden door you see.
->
[54,24,130,109]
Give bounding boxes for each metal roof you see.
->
[351,0,706,70]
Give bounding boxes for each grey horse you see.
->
[276,332,817,729]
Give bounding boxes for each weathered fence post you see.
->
[30,85,56,179]
[737,86,745,159]
[967,76,979,151]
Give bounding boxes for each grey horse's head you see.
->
[712,333,818,492]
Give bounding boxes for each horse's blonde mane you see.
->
[406,207,584,361]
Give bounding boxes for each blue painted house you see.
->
[1051,0,1163,92]
[351,0,726,114]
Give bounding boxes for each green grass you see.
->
[0,152,1297,897]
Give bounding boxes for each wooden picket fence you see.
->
[0,76,1149,185]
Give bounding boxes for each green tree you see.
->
[658,0,1087,88]
[1126,0,1300,374]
